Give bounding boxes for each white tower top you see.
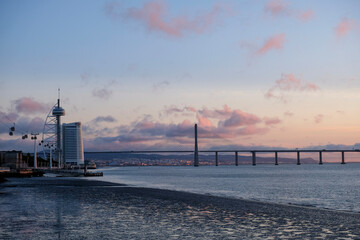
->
[52,89,65,116]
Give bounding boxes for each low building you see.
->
[0,151,27,169]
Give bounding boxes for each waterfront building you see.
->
[0,151,27,169]
[62,122,84,166]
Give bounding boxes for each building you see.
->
[0,151,26,169]
[62,122,84,166]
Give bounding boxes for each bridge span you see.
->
[85,124,359,166]
[84,149,360,166]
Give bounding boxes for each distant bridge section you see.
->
[84,149,360,166]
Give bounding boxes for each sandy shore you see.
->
[1,177,359,239]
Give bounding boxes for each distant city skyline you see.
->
[0,0,359,155]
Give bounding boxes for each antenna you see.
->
[58,88,60,107]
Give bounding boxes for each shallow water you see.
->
[99,163,360,212]
[1,178,359,239]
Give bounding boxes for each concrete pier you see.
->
[297,151,301,165]
[252,152,256,166]
[319,151,323,165]
[235,151,238,166]
[341,151,345,164]
[194,124,199,167]
[215,151,218,166]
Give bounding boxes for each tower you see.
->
[52,90,65,168]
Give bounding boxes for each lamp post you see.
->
[31,133,39,169]
[43,143,54,169]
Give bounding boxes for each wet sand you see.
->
[1,177,359,239]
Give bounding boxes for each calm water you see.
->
[99,163,360,212]
[1,164,360,239]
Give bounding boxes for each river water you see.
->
[99,163,360,212]
[1,164,360,239]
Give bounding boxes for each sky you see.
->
[0,0,360,158]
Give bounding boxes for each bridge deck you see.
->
[84,149,360,166]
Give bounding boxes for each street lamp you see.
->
[31,133,39,169]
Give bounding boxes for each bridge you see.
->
[85,124,359,166]
[84,149,360,166]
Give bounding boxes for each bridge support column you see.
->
[297,151,301,165]
[341,151,345,164]
[319,151,323,165]
[275,152,278,165]
[252,152,256,166]
[235,151,238,166]
[215,151,218,166]
[194,124,199,167]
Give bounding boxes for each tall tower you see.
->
[62,122,84,166]
[52,89,65,168]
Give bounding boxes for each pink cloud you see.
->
[135,120,156,130]
[197,115,213,127]
[264,90,275,99]
[165,104,282,132]
[199,125,269,139]
[264,117,281,125]
[165,104,233,119]
[186,106,197,113]
[219,110,261,128]
[106,1,230,37]
[163,106,185,115]
[334,18,355,38]
[274,74,319,91]
[13,97,49,114]
[257,33,285,55]
[27,117,44,132]
[163,105,196,115]
[265,0,289,17]
[265,73,320,102]
[265,0,315,22]
[198,104,233,119]
[314,114,324,124]
[83,105,284,150]
[298,10,315,21]
[238,125,269,136]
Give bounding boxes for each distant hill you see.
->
[84,153,317,166]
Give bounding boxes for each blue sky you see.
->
[0,0,360,157]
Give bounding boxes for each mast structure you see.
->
[42,89,65,168]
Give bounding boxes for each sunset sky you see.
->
[0,0,359,154]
